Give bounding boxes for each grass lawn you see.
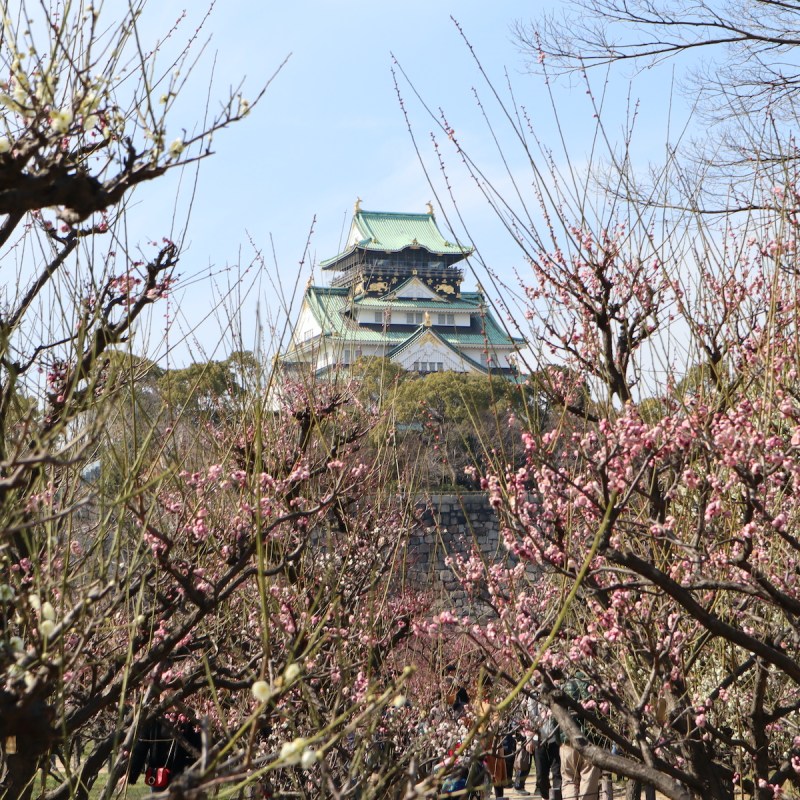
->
[46,775,152,800]
[99,785,151,800]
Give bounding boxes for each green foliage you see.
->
[392,369,528,427]
[156,350,260,420]
[350,356,409,408]
[93,351,261,496]
[351,361,539,490]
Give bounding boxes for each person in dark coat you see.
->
[444,664,470,716]
[129,717,201,789]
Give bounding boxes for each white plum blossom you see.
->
[34,75,55,105]
[0,138,10,154]
[284,662,301,684]
[168,137,184,158]
[280,737,309,765]
[12,84,27,109]
[80,91,99,114]
[50,107,73,134]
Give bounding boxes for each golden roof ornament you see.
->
[426,201,434,215]
[354,197,362,213]
[423,311,432,327]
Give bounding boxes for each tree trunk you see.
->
[1,735,45,800]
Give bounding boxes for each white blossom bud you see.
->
[300,747,318,769]
[280,737,309,765]
[284,662,301,684]
[252,680,271,703]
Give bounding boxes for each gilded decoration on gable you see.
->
[420,330,436,345]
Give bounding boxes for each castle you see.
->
[282,201,523,376]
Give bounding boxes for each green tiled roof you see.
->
[320,210,472,268]
[354,293,482,311]
[299,286,524,348]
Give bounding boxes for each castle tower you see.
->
[282,203,523,376]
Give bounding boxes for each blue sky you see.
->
[127,1,691,367]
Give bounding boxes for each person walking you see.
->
[560,745,600,800]
[530,693,562,800]
[559,673,600,800]
[510,695,534,796]
[477,674,512,798]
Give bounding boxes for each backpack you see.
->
[560,673,591,744]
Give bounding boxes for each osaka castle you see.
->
[281,201,524,377]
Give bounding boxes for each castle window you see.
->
[374,312,383,323]
[406,312,424,325]
[437,313,456,325]
[413,361,444,374]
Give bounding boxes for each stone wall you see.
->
[407,492,511,611]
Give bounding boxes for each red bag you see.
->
[145,767,171,789]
